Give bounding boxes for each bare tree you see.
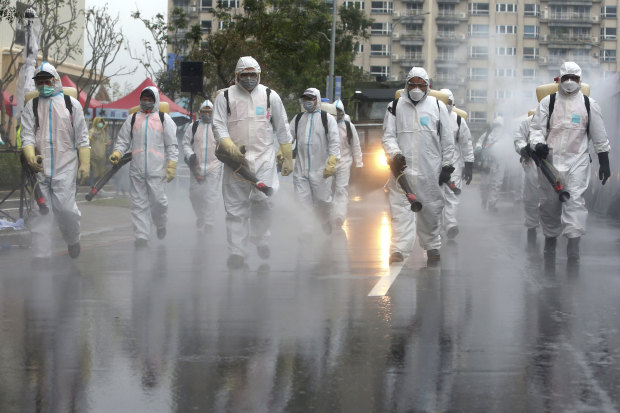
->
[127,11,169,84]
[75,6,134,110]
[35,0,82,68]
[0,0,16,22]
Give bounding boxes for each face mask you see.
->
[200,113,212,124]
[302,100,316,113]
[97,122,104,128]
[38,86,55,97]
[140,101,155,112]
[337,113,344,122]
[446,104,453,114]
[239,77,258,91]
[560,79,580,94]
[408,88,425,102]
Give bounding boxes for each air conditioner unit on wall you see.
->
[591,36,599,43]
[393,33,400,39]
[393,11,400,17]
[591,15,599,22]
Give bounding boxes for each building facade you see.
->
[169,0,619,129]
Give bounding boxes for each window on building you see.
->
[404,45,422,59]
[551,6,568,19]
[572,27,590,40]
[468,67,488,81]
[468,24,489,37]
[201,20,212,33]
[468,3,489,16]
[405,2,423,14]
[602,50,616,62]
[496,47,517,56]
[523,25,539,38]
[602,6,617,18]
[371,1,393,14]
[522,47,539,59]
[219,0,240,7]
[371,22,389,35]
[370,44,388,56]
[435,69,455,81]
[496,4,517,13]
[468,89,487,103]
[438,4,455,16]
[469,111,487,123]
[354,43,364,53]
[173,0,189,6]
[438,24,456,38]
[469,46,489,58]
[404,23,423,34]
[344,1,365,9]
[523,68,537,80]
[201,0,212,10]
[495,68,517,77]
[438,46,456,60]
[495,90,515,99]
[573,6,590,19]
[370,65,389,76]
[524,4,539,17]
[601,27,617,39]
[496,25,517,34]
[218,20,234,30]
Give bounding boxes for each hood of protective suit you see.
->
[200,99,214,110]
[560,62,582,79]
[439,88,454,104]
[235,56,261,83]
[33,61,62,94]
[300,87,322,112]
[334,99,345,113]
[140,86,160,112]
[405,67,430,102]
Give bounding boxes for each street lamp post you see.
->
[328,0,337,101]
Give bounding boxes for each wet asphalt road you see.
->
[1,175,620,413]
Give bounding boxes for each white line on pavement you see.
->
[368,262,405,297]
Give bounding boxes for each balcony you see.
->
[436,32,467,45]
[394,10,427,22]
[541,1,596,5]
[541,11,597,26]
[540,34,601,48]
[435,54,464,68]
[394,31,425,46]
[393,54,425,67]
[436,11,467,24]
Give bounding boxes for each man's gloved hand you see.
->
[165,160,177,182]
[463,162,473,185]
[519,146,531,158]
[438,165,455,185]
[188,153,197,167]
[77,147,90,184]
[109,150,122,165]
[389,153,406,176]
[598,152,610,185]
[534,143,549,159]
[218,137,245,164]
[278,142,293,176]
[323,155,338,179]
[23,145,43,172]
[355,161,363,168]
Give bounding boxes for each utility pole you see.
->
[329,0,337,101]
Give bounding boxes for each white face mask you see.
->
[408,88,425,102]
[560,79,580,94]
[302,100,316,113]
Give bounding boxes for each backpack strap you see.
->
[293,112,303,158]
[321,110,328,135]
[388,98,398,116]
[130,112,137,139]
[33,97,39,130]
[584,94,590,136]
[436,99,441,137]
[64,94,73,117]
[546,93,556,133]
[266,88,271,111]
[224,89,231,115]
[345,120,352,145]
[456,114,461,142]
[191,121,199,145]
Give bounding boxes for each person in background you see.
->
[475,116,505,213]
[88,116,109,186]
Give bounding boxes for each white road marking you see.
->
[368,262,405,296]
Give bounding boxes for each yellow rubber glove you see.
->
[218,137,245,164]
[165,160,177,182]
[323,155,338,179]
[23,145,43,172]
[109,150,122,165]
[77,146,90,184]
[279,143,293,176]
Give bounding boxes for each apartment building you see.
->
[169,0,619,128]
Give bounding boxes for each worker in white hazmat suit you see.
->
[382,67,455,264]
[331,99,363,228]
[212,56,293,269]
[182,99,223,232]
[290,88,340,235]
[21,62,90,260]
[109,86,178,247]
[475,116,506,212]
[514,113,540,244]
[439,88,474,240]
[529,61,611,261]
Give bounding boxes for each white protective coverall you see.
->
[182,100,223,229]
[514,115,540,229]
[290,88,340,232]
[212,57,292,257]
[476,117,505,210]
[332,99,363,225]
[21,62,90,258]
[439,89,474,235]
[382,68,455,255]
[114,86,178,241]
[529,62,610,238]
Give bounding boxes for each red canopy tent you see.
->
[101,78,190,118]
[60,75,103,109]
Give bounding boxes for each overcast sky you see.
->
[84,0,168,92]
